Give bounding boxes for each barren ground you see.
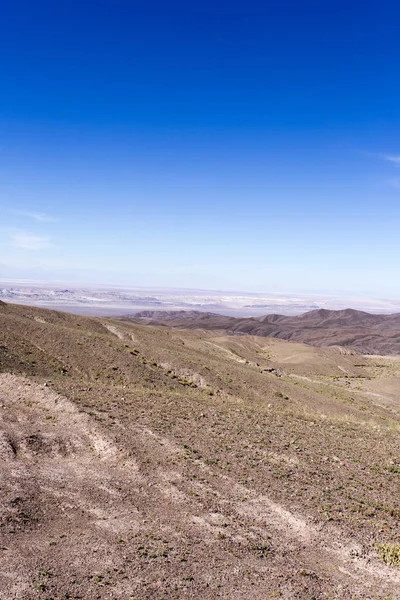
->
[0,302,399,599]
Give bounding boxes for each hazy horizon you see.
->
[3,279,400,318]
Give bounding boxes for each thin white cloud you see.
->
[382,154,400,165]
[17,211,58,222]
[10,232,51,250]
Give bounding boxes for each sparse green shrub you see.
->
[321,504,332,520]
[388,465,400,474]
[376,543,400,567]
[252,542,271,558]
[38,569,51,577]
[274,391,289,400]
[177,377,197,388]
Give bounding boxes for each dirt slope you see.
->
[0,301,399,599]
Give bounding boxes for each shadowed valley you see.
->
[123,308,400,355]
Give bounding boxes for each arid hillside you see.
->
[0,301,399,599]
[124,308,400,354]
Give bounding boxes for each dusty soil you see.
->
[0,302,399,599]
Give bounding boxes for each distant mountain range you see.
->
[122,308,400,354]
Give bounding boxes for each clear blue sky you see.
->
[1,0,400,295]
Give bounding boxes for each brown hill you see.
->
[125,308,400,354]
[0,301,399,599]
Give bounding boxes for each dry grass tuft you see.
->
[376,543,400,567]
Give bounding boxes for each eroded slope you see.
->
[0,302,399,599]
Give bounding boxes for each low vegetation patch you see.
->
[376,543,400,567]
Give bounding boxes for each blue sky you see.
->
[1,0,400,295]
